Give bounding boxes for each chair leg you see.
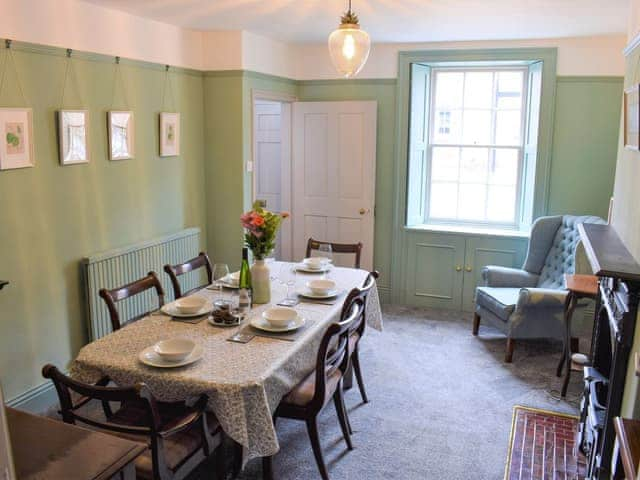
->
[214,443,227,480]
[262,456,274,480]
[472,313,480,335]
[352,347,369,404]
[556,342,566,377]
[306,417,330,480]
[333,388,354,450]
[505,338,515,363]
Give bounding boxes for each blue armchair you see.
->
[473,215,604,362]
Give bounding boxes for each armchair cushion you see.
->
[475,287,520,320]
[482,266,539,288]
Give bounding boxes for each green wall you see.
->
[0,41,624,405]
[0,46,207,401]
[548,77,623,218]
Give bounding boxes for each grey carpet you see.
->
[232,305,582,480]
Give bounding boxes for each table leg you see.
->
[561,294,578,397]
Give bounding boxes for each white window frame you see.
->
[423,65,529,230]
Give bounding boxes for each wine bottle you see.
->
[238,247,252,311]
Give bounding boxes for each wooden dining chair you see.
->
[99,272,165,332]
[343,270,379,405]
[306,238,363,269]
[263,296,363,480]
[164,252,213,299]
[42,364,225,480]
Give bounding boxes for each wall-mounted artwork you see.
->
[624,85,639,151]
[58,110,89,165]
[160,112,180,157]
[0,108,34,171]
[108,111,134,160]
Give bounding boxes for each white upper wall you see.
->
[0,0,204,69]
[292,35,627,79]
[0,0,627,79]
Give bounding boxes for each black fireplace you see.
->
[577,223,640,479]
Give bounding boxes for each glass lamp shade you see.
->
[328,24,371,78]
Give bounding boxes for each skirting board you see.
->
[7,380,57,415]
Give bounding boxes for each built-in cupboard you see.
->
[402,230,528,311]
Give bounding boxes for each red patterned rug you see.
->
[505,406,587,480]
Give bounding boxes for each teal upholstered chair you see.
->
[472,215,605,362]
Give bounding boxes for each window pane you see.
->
[434,72,463,110]
[497,71,523,109]
[464,72,494,109]
[460,148,488,183]
[458,184,486,220]
[432,109,462,144]
[429,182,458,219]
[487,186,516,222]
[495,110,521,145]
[462,110,491,144]
[431,147,459,181]
[489,149,519,185]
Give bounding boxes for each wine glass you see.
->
[316,244,333,278]
[279,265,298,306]
[212,263,230,290]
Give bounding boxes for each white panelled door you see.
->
[292,101,377,270]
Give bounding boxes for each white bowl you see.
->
[262,306,298,328]
[153,339,195,362]
[174,296,207,314]
[306,279,336,296]
[226,271,240,285]
[302,257,329,270]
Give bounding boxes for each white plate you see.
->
[139,344,204,368]
[208,316,240,328]
[161,301,214,318]
[297,288,340,299]
[294,264,332,273]
[250,314,306,333]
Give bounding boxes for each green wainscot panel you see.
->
[404,231,466,309]
[462,236,529,312]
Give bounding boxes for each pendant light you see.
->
[328,0,371,78]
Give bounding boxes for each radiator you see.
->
[83,228,202,340]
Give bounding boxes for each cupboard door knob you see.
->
[465,266,472,272]
[455,266,462,272]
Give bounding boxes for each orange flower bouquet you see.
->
[240,201,289,260]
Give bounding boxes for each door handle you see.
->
[455,266,462,272]
[359,208,368,215]
[465,266,472,272]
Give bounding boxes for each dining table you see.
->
[70,261,382,464]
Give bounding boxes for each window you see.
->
[407,62,543,231]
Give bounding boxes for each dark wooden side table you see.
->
[614,417,640,479]
[556,274,599,397]
[6,407,145,480]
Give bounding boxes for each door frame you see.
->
[251,90,297,261]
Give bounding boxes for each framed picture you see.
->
[0,108,34,171]
[160,112,180,157]
[58,110,89,165]
[624,85,639,150]
[108,111,134,160]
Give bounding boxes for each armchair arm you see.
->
[158,394,209,438]
[516,288,568,309]
[482,266,539,288]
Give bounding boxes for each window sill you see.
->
[404,223,530,239]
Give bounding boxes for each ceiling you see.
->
[82,0,628,43]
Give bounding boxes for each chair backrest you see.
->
[42,364,159,436]
[306,238,363,269]
[342,271,379,339]
[99,271,165,332]
[164,252,213,299]
[522,215,604,289]
[310,300,363,409]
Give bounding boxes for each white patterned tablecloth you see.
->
[70,263,382,461]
